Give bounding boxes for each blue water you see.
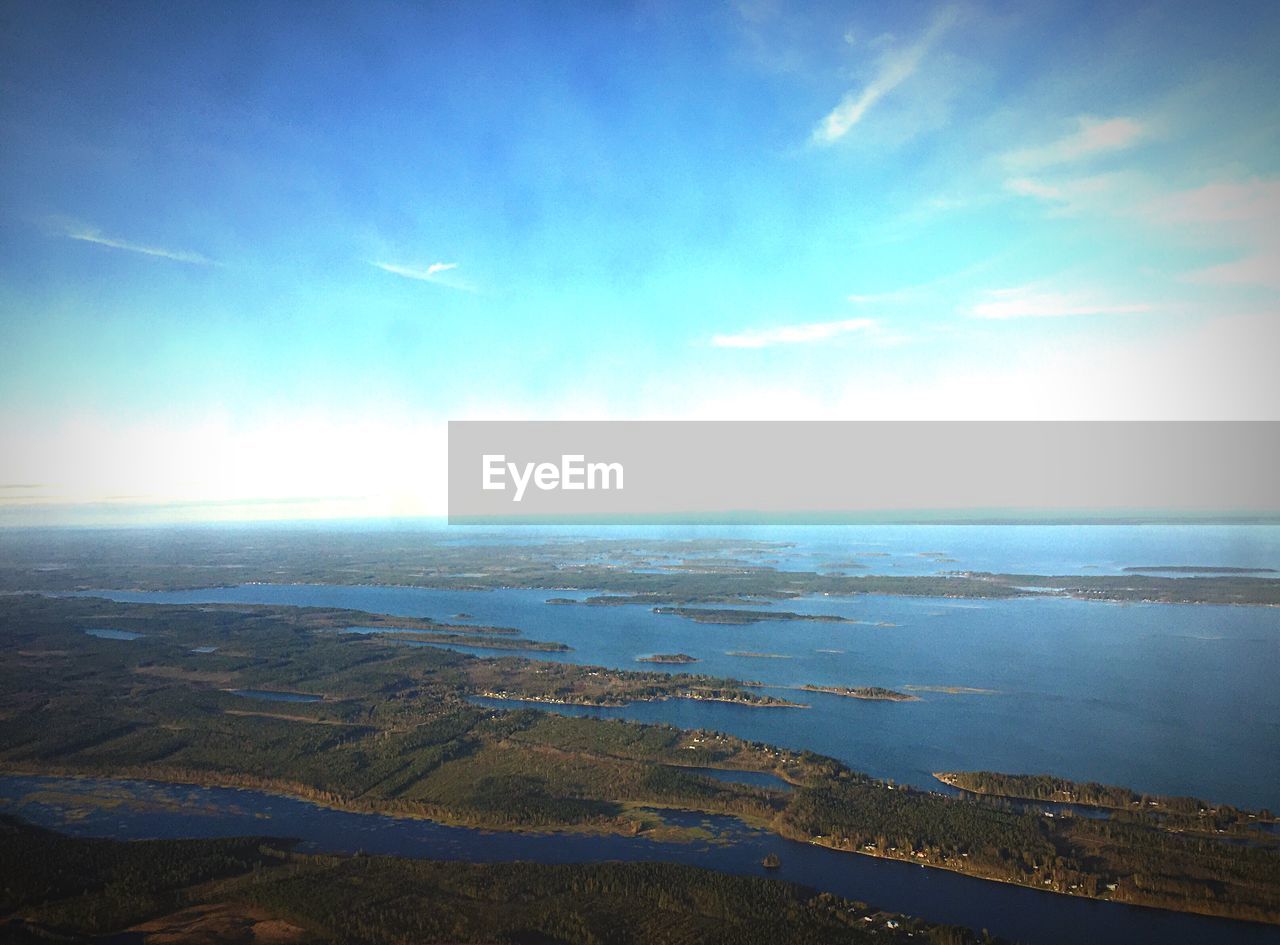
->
[0,774,1273,945]
[83,627,142,641]
[451,522,1280,577]
[81,582,1280,810]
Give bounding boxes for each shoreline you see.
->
[4,763,1275,927]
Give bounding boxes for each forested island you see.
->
[1,594,1277,924]
[801,685,918,702]
[654,607,852,625]
[637,653,699,664]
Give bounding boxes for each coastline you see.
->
[5,762,1276,926]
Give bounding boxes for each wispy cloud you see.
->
[810,6,959,146]
[55,221,216,265]
[372,260,476,292]
[1003,172,1134,216]
[1140,177,1280,289]
[1139,177,1280,226]
[969,286,1153,320]
[1002,116,1147,171]
[711,317,878,348]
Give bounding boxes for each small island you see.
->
[800,685,918,702]
[654,607,851,625]
[727,651,792,659]
[637,653,699,664]
[761,852,781,869]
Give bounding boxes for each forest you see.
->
[0,593,1277,923]
[0,816,1001,944]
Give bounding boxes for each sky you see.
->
[1,0,1278,523]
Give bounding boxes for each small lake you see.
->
[0,774,1273,945]
[83,627,142,641]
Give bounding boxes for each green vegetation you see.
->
[654,607,852,624]
[936,771,1277,828]
[637,653,699,664]
[0,815,294,937]
[780,777,1280,921]
[800,685,918,702]
[372,629,570,651]
[1,594,1278,923]
[0,595,806,836]
[0,817,1000,945]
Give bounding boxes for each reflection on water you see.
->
[83,627,142,641]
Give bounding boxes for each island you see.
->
[801,685,919,702]
[654,607,852,625]
[637,653,699,664]
[2,588,1279,924]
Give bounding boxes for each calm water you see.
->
[83,582,1280,810]
[457,522,1280,577]
[2,774,1275,945]
[83,627,142,640]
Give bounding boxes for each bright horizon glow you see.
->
[2,2,1278,525]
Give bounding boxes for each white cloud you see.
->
[1004,177,1067,200]
[1003,171,1138,217]
[1186,254,1280,290]
[810,6,959,146]
[372,260,475,291]
[1003,116,1147,171]
[1140,177,1280,226]
[711,317,878,348]
[1140,178,1280,289]
[56,221,216,265]
[969,286,1153,320]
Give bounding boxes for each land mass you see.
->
[0,815,1003,945]
[800,685,919,702]
[5,528,1280,605]
[654,607,852,625]
[1,594,1277,923]
[935,771,1277,827]
[637,653,699,664]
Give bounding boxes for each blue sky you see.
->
[2,1,1278,521]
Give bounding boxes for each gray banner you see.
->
[447,421,1280,523]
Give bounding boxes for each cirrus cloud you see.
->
[371,260,476,291]
[711,317,878,348]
